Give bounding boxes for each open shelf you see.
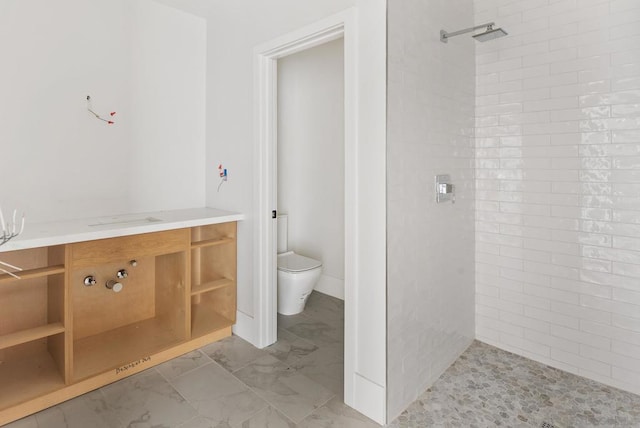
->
[0,265,65,284]
[191,307,234,339]
[0,222,237,424]
[191,278,234,296]
[0,349,65,411]
[189,222,236,340]
[190,237,234,249]
[0,245,66,419]
[73,317,184,381]
[0,323,65,351]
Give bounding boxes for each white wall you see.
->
[0,0,205,223]
[0,0,131,222]
[128,0,206,213]
[475,0,640,396]
[198,0,356,320]
[387,0,476,421]
[277,39,345,300]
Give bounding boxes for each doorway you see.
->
[252,6,388,424]
[274,34,346,400]
[277,38,345,301]
[252,9,357,409]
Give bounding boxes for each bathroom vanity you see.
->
[0,208,242,425]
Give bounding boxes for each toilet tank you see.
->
[277,214,288,253]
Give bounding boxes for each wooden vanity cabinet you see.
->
[0,222,237,425]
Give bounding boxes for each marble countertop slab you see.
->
[0,207,244,252]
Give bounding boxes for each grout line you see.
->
[224,349,339,424]
[226,373,295,423]
[279,326,322,349]
[174,414,202,428]
[227,352,272,374]
[154,350,214,383]
[234,403,299,427]
[164,359,267,424]
[227,399,270,427]
[301,393,338,421]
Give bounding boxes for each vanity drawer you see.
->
[69,229,189,267]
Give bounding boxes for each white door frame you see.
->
[252,5,357,403]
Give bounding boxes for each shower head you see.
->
[472,25,508,42]
[440,22,508,43]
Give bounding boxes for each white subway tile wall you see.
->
[387,0,476,421]
[475,0,640,395]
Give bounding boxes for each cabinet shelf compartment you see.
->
[73,317,184,381]
[71,250,188,381]
[0,272,65,336]
[0,246,67,413]
[191,284,236,339]
[190,222,236,249]
[190,222,236,339]
[0,265,65,284]
[0,323,65,350]
[190,237,234,249]
[0,335,66,412]
[191,278,234,296]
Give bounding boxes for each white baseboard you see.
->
[315,274,344,300]
[348,372,386,425]
[232,310,256,346]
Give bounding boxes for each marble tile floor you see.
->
[5,291,378,428]
[7,292,640,427]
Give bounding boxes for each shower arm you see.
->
[440,22,495,43]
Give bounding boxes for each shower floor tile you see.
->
[388,340,640,428]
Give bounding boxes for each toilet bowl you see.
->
[277,251,322,315]
[276,215,323,315]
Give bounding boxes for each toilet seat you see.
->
[277,251,322,273]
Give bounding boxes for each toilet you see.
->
[277,215,323,315]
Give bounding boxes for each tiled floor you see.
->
[389,341,640,428]
[5,292,376,428]
[6,292,640,427]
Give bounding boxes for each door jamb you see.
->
[252,6,357,403]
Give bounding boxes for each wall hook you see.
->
[86,95,116,125]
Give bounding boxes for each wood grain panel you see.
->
[71,257,156,340]
[69,229,189,268]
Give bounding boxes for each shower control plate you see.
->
[435,174,455,204]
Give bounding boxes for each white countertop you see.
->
[0,207,244,252]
